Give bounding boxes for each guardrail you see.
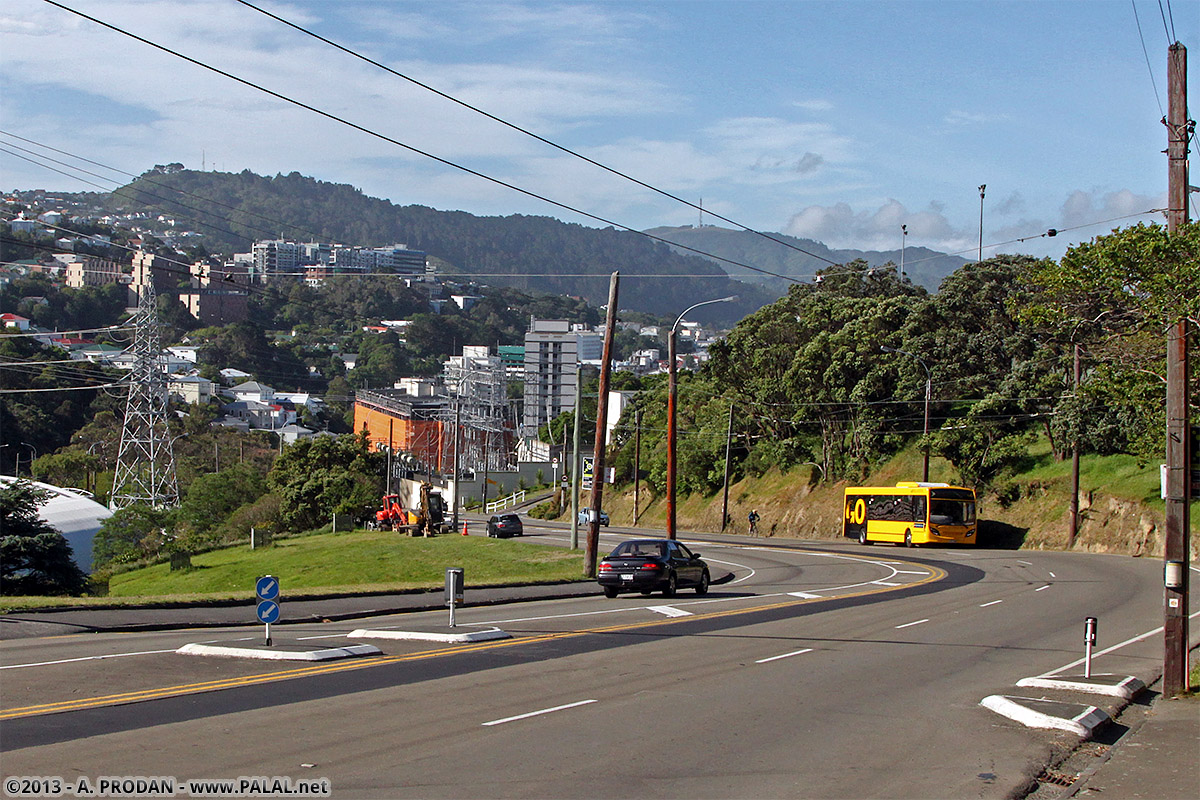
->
[485,489,526,515]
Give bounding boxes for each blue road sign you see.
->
[256,600,280,624]
[256,575,279,601]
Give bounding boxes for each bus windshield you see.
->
[930,497,975,525]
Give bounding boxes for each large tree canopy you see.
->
[0,480,87,595]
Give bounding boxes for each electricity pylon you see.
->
[110,279,178,511]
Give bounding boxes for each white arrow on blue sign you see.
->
[256,600,280,624]
[256,576,279,601]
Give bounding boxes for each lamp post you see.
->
[978,184,986,263]
[900,224,908,280]
[881,346,932,482]
[668,295,736,539]
[21,442,38,477]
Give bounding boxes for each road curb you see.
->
[175,642,382,661]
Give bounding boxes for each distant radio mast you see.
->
[110,279,179,511]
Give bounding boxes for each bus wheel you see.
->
[858,529,870,545]
[904,530,913,547]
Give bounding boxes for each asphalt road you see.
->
[1,520,1194,799]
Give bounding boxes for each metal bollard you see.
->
[1084,616,1098,678]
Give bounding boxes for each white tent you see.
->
[0,476,112,572]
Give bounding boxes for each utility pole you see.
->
[721,402,734,531]
[633,407,642,525]
[451,400,460,528]
[667,326,678,539]
[584,272,619,577]
[570,361,582,550]
[1068,344,1081,549]
[1163,41,1192,698]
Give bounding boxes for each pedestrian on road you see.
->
[748,509,760,537]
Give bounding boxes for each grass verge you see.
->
[1,530,585,612]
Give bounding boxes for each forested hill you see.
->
[644,225,970,293]
[103,169,775,321]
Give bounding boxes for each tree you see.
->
[1019,221,1200,463]
[175,463,269,547]
[267,433,384,531]
[0,480,87,595]
[92,504,176,567]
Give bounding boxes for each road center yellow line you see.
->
[2,556,945,720]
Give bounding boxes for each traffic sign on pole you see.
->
[257,600,280,624]
[255,575,279,645]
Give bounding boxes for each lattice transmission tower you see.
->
[110,280,178,511]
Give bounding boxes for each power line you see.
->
[39,0,804,287]
[233,0,839,268]
[1131,0,1166,116]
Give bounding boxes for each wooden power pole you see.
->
[1163,41,1191,698]
[584,272,619,578]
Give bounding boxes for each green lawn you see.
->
[101,530,585,601]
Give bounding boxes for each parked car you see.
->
[597,538,710,598]
[577,508,610,526]
[486,514,524,538]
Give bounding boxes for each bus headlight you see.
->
[966,529,975,537]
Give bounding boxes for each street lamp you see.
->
[978,184,986,263]
[668,295,736,539]
[900,224,908,280]
[21,442,38,477]
[881,345,932,482]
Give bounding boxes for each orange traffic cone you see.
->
[462,520,469,536]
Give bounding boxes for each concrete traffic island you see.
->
[1015,673,1146,700]
[176,641,382,661]
[347,626,512,644]
[980,695,1110,737]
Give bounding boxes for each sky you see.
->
[0,0,1194,263]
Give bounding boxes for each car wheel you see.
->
[640,590,653,596]
[696,570,710,595]
[904,530,913,548]
[603,586,618,598]
[663,572,677,597]
[858,529,870,545]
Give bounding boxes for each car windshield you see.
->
[612,542,665,558]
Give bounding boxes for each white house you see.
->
[168,374,214,405]
[228,381,274,404]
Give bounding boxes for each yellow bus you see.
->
[843,482,977,546]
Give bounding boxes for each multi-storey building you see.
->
[63,256,126,289]
[521,319,603,435]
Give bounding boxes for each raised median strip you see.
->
[980,695,1110,737]
[1015,674,1146,700]
[347,626,512,643]
[176,642,382,661]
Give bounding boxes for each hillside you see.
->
[591,443,1189,558]
[101,169,776,322]
[644,225,970,293]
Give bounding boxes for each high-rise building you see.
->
[522,319,603,435]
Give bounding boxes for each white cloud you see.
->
[783,199,973,253]
[944,110,1008,126]
[793,99,833,113]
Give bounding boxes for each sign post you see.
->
[445,568,464,627]
[256,575,280,646]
